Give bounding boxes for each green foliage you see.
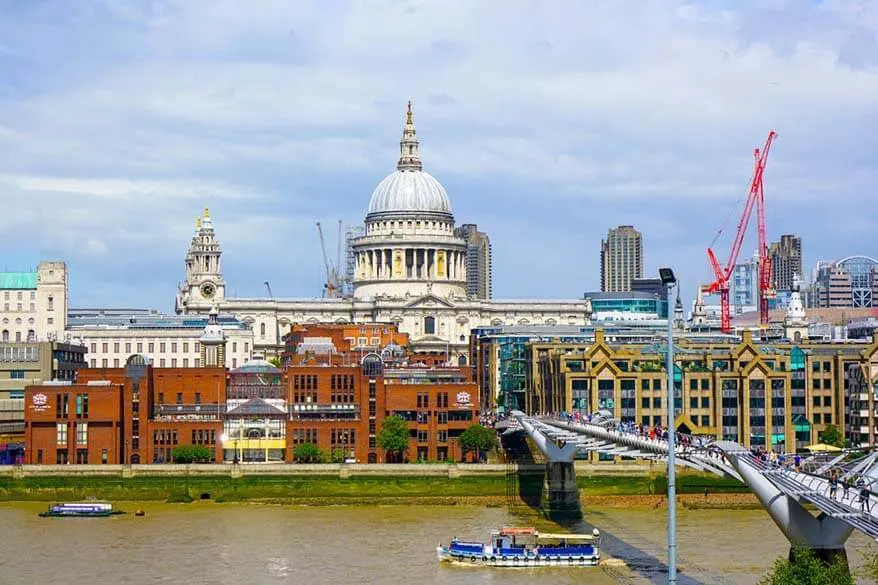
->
[458,424,498,459]
[268,356,283,368]
[329,448,348,463]
[860,550,878,581]
[818,424,845,448]
[292,443,324,463]
[378,415,409,460]
[758,547,852,585]
[171,444,212,463]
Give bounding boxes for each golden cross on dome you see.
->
[406,100,413,125]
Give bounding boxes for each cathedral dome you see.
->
[366,102,452,219]
[368,170,451,215]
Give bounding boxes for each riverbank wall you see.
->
[0,462,751,506]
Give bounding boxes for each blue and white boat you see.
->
[437,527,600,567]
[39,501,121,518]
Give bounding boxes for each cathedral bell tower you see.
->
[176,208,226,314]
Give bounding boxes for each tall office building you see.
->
[769,234,802,292]
[730,252,760,312]
[600,226,643,292]
[454,224,492,299]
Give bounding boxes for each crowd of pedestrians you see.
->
[751,446,874,514]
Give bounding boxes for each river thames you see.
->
[2,502,875,584]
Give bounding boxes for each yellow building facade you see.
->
[525,330,878,451]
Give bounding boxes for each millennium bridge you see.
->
[505,410,878,565]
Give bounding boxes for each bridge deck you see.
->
[512,412,878,543]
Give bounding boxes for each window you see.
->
[160,342,166,353]
[171,358,177,367]
[171,342,177,353]
[148,342,155,352]
[232,342,237,352]
[113,358,120,367]
[183,358,189,367]
[183,342,189,352]
[137,342,143,352]
[260,323,266,336]
[195,393,201,405]
[125,342,131,353]
[47,296,54,310]
[56,423,67,446]
[424,316,436,335]
[176,392,183,404]
[26,329,35,342]
[76,423,88,446]
[102,358,108,367]
[114,342,120,353]
[10,370,24,379]
[102,343,108,353]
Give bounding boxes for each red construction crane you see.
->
[703,131,777,333]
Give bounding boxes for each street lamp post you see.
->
[659,267,678,585]
[220,431,240,464]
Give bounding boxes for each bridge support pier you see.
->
[541,461,582,521]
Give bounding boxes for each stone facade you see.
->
[175,105,592,359]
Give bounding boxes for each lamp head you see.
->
[659,267,677,285]
[220,433,230,444]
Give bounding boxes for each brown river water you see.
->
[1,502,876,584]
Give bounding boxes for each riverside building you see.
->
[23,321,480,464]
[503,328,878,452]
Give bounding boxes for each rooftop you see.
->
[0,272,37,290]
[66,309,250,330]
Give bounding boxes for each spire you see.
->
[397,100,422,171]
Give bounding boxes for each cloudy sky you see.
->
[1,0,875,310]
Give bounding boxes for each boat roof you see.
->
[498,527,537,536]
[537,533,596,541]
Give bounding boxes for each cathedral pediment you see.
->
[404,294,455,309]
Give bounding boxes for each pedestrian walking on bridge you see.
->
[829,474,838,500]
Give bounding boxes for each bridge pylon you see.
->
[518,416,582,521]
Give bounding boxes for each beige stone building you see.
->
[175,104,593,360]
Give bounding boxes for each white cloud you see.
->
[0,0,875,306]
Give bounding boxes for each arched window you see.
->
[424,316,436,335]
[260,323,266,336]
[362,353,383,377]
[26,330,35,342]
[1,330,8,342]
[457,355,468,366]
[47,296,54,310]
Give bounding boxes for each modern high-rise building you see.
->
[769,234,802,292]
[454,224,492,299]
[813,256,878,308]
[600,226,642,292]
[730,252,760,312]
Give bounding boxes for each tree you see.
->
[378,415,409,462]
[293,443,324,463]
[268,356,283,368]
[458,424,499,462]
[171,444,213,463]
[758,547,852,585]
[818,424,845,448]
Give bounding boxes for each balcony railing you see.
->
[289,403,359,421]
[153,404,224,421]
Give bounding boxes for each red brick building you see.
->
[25,356,226,464]
[24,323,482,464]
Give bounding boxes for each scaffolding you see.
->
[343,225,364,298]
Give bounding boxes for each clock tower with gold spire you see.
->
[176,208,226,314]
